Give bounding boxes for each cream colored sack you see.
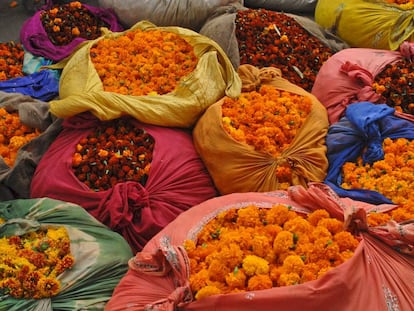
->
[49,21,241,128]
[315,0,414,50]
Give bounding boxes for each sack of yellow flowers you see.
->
[193,64,329,194]
[315,0,414,50]
[105,183,414,311]
[0,91,62,201]
[48,20,241,128]
[0,197,132,310]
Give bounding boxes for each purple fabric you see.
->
[30,112,218,253]
[20,4,123,62]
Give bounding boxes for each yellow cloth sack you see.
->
[49,21,241,128]
[193,64,329,195]
[315,0,414,50]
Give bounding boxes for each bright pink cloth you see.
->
[31,113,218,253]
[105,183,414,311]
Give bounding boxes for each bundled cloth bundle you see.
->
[0,197,132,311]
[98,0,243,31]
[105,183,414,311]
[47,21,241,128]
[311,42,414,125]
[0,91,62,201]
[30,112,218,253]
[193,64,329,194]
[315,0,414,50]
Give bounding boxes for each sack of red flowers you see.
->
[30,112,218,253]
[0,91,62,201]
[193,64,329,194]
[312,42,414,124]
[200,7,348,90]
[0,197,132,311]
[105,183,414,311]
[48,20,241,128]
[20,1,123,62]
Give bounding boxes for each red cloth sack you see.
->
[30,112,218,253]
[311,42,414,124]
[105,183,414,311]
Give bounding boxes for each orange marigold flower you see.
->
[195,285,222,300]
[247,274,273,291]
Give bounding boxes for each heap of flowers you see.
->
[235,9,334,92]
[40,1,109,46]
[341,137,414,226]
[372,59,414,115]
[72,118,154,192]
[184,204,359,300]
[221,85,312,189]
[0,224,75,299]
[0,41,24,81]
[90,28,198,96]
[0,107,41,167]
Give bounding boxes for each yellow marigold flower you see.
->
[190,268,209,293]
[306,209,330,227]
[195,285,222,300]
[242,255,269,276]
[333,231,359,252]
[225,267,247,290]
[247,274,273,291]
[273,230,295,255]
[318,218,344,235]
[278,272,300,286]
[282,255,305,275]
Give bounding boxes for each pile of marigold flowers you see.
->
[72,118,154,192]
[40,1,109,46]
[184,204,359,300]
[372,58,414,115]
[0,224,75,299]
[90,28,198,96]
[235,9,334,92]
[0,107,41,167]
[341,137,414,227]
[0,41,24,81]
[221,85,312,188]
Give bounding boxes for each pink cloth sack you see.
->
[311,42,414,124]
[30,112,218,253]
[105,183,414,311]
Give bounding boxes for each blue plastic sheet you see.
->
[0,69,60,101]
[324,102,414,205]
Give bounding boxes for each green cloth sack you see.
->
[0,198,133,311]
[49,21,241,128]
[315,0,414,50]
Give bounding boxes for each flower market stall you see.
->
[1,0,414,310]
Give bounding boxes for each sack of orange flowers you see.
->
[193,64,329,195]
[30,112,218,253]
[315,0,414,50]
[0,91,62,201]
[47,20,241,128]
[20,1,123,62]
[0,197,132,311]
[324,101,414,210]
[311,42,414,125]
[105,182,414,311]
